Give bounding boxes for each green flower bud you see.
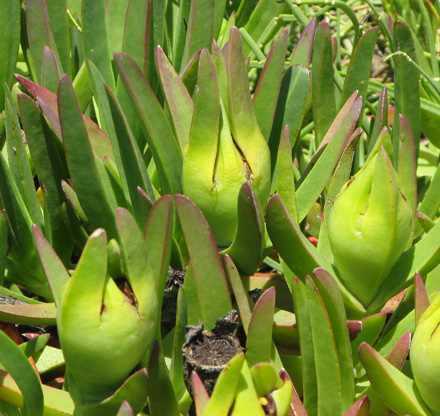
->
[182,32,271,247]
[411,292,440,414]
[328,147,412,307]
[57,228,158,405]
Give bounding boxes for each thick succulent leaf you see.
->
[115,52,183,194]
[291,18,316,67]
[0,0,20,111]
[143,195,173,296]
[41,46,61,93]
[224,255,253,334]
[192,372,210,416]
[241,0,286,57]
[230,359,265,416]
[317,128,360,260]
[250,363,282,396]
[175,195,232,330]
[392,20,420,152]
[222,182,264,276]
[246,287,276,367]
[253,28,289,141]
[339,27,379,110]
[359,343,432,416]
[58,74,118,239]
[0,302,56,326]
[25,0,59,82]
[312,20,337,144]
[368,219,440,312]
[18,94,72,264]
[296,93,362,222]
[77,369,149,416]
[275,126,298,222]
[0,330,44,416]
[271,65,311,153]
[0,370,74,415]
[5,92,43,228]
[397,115,417,215]
[312,269,354,411]
[305,276,343,416]
[415,272,430,326]
[105,85,156,217]
[289,277,318,415]
[202,354,245,416]
[82,0,115,91]
[180,0,214,69]
[367,86,388,154]
[16,74,114,162]
[351,313,387,369]
[33,225,69,306]
[147,341,180,416]
[0,211,7,284]
[155,46,194,150]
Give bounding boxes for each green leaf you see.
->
[202,354,245,416]
[340,27,378,110]
[246,287,276,367]
[16,74,115,162]
[224,255,253,335]
[368,219,440,313]
[58,74,118,239]
[191,372,210,416]
[359,343,432,416]
[290,277,318,415]
[296,93,362,222]
[391,20,420,152]
[18,94,72,264]
[143,195,173,297]
[312,20,337,144]
[180,0,214,69]
[0,0,20,111]
[33,224,69,306]
[275,126,298,222]
[77,369,149,416]
[312,269,354,412]
[41,47,61,93]
[175,195,232,330]
[25,0,60,83]
[0,370,74,415]
[147,341,180,416]
[291,18,316,67]
[222,182,264,276]
[0,302,56,326]
[253,28,289,141]
[5,91,43,228]
[82,0,116,91]
[115,52,183,194]
[106,84,156,216]
[156,46,194,150]
[0,330,44,416]
[241,0,287,58]
[306,276,342,416]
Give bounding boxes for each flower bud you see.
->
[57,228,158,405]
[411,292,440,413]
[328,147,412,307]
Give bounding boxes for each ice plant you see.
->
[57,226,158,406]
[182,28,271,247]
[411,291,440,414]
[327,146,413,307]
